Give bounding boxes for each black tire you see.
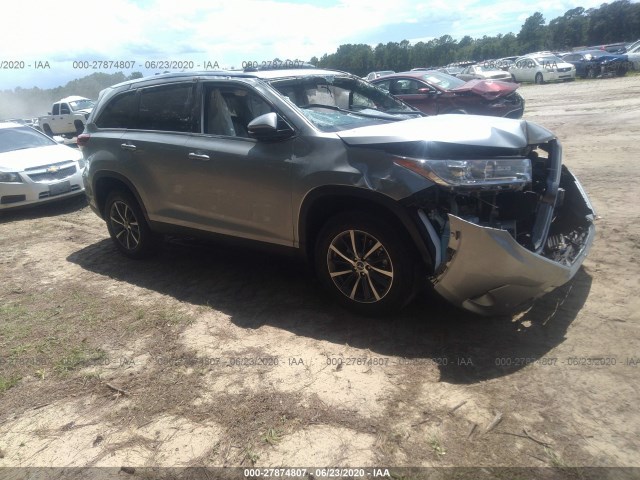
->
[534,72,544,84]
[586,67,597,79]
[105,190,156,259]
[314,211,416,316]
[74,120,84,136]
[42,124,53,136]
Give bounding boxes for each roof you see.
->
[369,70,440,79]
[0,121,24,129]
[108,68,351,91]
[56,96,91,103]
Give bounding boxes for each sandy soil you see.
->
[1,75,640,479]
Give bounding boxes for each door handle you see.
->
[188,152,210,161]
[120,143,137,151]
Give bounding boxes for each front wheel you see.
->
[534,72,544,84]
[105,190,156,259]
[74,120,85,136]
[314,212,416,316]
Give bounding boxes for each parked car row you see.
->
[413,40,639,85]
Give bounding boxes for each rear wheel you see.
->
[314,212,416,316]
[42,124,53,136]
[105,190,156,259]
[534,72,544,84]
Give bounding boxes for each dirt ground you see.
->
[1,75,640,479]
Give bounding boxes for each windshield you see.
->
[583,50,609,58]
[68,99,94,111]
[0,126,56,153]
[474,65,498,72]
[420,72,466,89]
[269,75,419,132]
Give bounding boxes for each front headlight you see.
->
[78,158,86,170]
[0,172,23,183]
[395,157,532,189]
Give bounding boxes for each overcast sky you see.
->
[0,0,607,90]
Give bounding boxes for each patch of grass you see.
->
[0,302,29,318]
[263,427,282,445]
[430,436,446,457]
[0,375,21,394]
[545,446,570,468]
[54,347,108,374]
[124,306,193,333]
[9,344,30,357]
[244,446,260,465]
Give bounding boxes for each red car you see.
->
[371,70,524,118]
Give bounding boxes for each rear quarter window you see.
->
[95,91,139,129]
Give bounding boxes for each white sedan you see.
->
[509,54,576,84]
[0,122,85,210]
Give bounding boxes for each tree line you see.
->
[311,0,640,75]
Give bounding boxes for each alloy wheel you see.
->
[326,229,394,303]
[109,200,141,251]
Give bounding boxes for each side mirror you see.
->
[417,88,436,95]
[247,112,294,142]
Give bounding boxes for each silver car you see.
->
[80,68,595,316]
[0,122,85,210]
[456,64,513,82]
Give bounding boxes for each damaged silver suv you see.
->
[80,68,595,316]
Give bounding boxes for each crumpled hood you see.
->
[594,54,628,63]
[337,114,555,151]
[450,79,519,99]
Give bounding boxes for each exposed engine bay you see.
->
[408,140,595,273]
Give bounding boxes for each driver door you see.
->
[182,82,295,246]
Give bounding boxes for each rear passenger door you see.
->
[118,81,199,223]
[181,81,295,246]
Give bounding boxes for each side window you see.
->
[375,80,391,92]
[392,79,420,95]
[203,85,274,138]
[138,83,196,132]
[60,103,71,115]
[95,91,139,129]
[52,104,60,115]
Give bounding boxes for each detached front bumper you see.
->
[432,169,595,316]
